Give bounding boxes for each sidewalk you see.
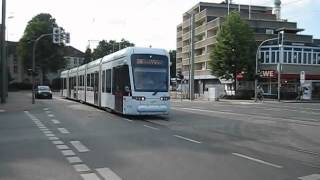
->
[0,91,41,113]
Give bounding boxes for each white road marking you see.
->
[61,150,76,156]
[73,164,91,172]
[48,114,55,117]
[66,156,83,164]
[52,140,64,145]
[70,141,90,152]
[56,145,70,150]
[43,108,49,110]
[39,128,49,131]
[45,133,55,137]
[42,130,52,134]
[123,118,133,122]
[45,111,51,114]
[173,135,202,144]
[143,125,159,130]
[232,153,283,169]
[0,109,6,113]
[96,168,122,180]
[51,119,61,124]
[57,128,70,134]
[80,173,101,180]
[48,137,59,140]
[298,174,320,180]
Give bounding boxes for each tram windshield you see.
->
[131,54,169,92]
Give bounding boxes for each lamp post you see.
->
[0,0,6,103]
[31,33,51,104]
[185,12,195,100]
[254,37,279,101]
[277,30,284,101]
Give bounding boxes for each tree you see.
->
[169,50,176,78]
[83,47,92,64]
[17,13,66,84]
[209,11,256,92]
[91,38,135,60]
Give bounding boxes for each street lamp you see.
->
[254,37,279,101]
[185,12,195,100]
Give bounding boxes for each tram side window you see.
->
[91,73,94,88]
[87,74,90,90]
[112,65,130,96]
[102,70,106,93]
[106,69,111,93]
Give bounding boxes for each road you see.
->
[1,92,320,180]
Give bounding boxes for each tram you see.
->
[60,47,170,115]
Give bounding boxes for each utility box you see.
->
[208,87,219,101]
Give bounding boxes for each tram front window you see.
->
[131,54,169,92]
[133,67,168,92]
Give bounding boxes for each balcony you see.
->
[182,45,190,53]
[182,31,190,41]
[177,41,182,48]
[182,70,212,77]
[176,52,182,59]
[182,58,190,65]
[176,63,182,69]
[194,36,217,49]
[195,24,206,35]
[195,54,210,63]
[195,9,207,22]
[177,31,182,38]
[207,18,220,30]
[182,19,190,28]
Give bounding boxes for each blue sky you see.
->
[3,0,320,51]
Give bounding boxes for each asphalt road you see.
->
[1,92,320,180]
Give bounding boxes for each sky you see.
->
[3,0,320,52]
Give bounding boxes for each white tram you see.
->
[60,47,170,115]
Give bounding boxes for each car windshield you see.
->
[38,86,50,90]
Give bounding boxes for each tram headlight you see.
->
[160,96,170,101]
[132,96,146,101]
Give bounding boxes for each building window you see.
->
[302,52,306,64]
[313,53,317,64]
[318,54,320,64]
[271,52,276,63]
[260,52,265,63]
[265,51,270,63]
[288,52,292,63]
[283,52,287,63]
[297,52,301,64]
[308,53,312,64]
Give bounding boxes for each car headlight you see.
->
[160,96,170,101]
[132,96,146,101]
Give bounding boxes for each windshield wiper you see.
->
[152,90,158,96]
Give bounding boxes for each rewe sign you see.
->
[261,70,275,78]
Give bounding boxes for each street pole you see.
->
[0,0,6,103]
[32,33,51,104]
[278,31,284,101]
[189,13,195,100]
[254,37,279,101]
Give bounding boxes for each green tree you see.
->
[209,11,256,92]
[17,13,66,83]
[83,47,92,64]
[92,38,135,60]
[169,50,176,78]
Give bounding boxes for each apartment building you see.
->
[176,1,320,98]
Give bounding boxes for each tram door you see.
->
[94,72,99,105]
[113,65,130,113]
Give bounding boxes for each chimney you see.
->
[274,0,281,20]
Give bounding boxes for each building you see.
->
[63,46,85,69]
[176,1,320,99]
[7,42,85,87]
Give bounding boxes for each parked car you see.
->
[35,85,52,99]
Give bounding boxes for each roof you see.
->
[64,46,85,57]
